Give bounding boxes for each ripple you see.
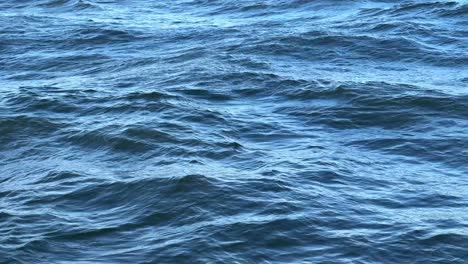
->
[1,0,467,263]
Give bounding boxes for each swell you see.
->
[359,1,468,19]
[38,0,101,11]
[272,81,468,125]
[1,0,468,263]
[4,172,467,263]
[235,33,467,66]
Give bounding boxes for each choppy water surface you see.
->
[1,0,468,263]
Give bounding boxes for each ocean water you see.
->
[1,0,467,263]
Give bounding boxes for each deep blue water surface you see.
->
[1,0,468,263]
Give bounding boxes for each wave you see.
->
[1,0,467,263]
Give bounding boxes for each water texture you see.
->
[1,0,467,263]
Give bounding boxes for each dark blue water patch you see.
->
[1,0,468,263]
